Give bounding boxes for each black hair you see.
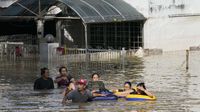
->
[136,82,146,90]
[124,81,132,88]
[41,67,48,76]
[59,66,67,73]
[91,73,100,78]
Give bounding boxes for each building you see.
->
[125,0,200,51]
[0,0,145,50]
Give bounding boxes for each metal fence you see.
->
[48,47,139,75]
[0,34,39,73]
[0,34,142,76]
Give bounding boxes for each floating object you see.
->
[135,47,144,57]
[126,94,156,101]
[114,89,156,101]
[92,96,118,101]
[113,91,126,98]
[92,91,118,101]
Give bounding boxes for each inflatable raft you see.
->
[92,96,118,101]
[92,90,156,101]
[114,88,156,101]
[126,94,156,101]
[92,91,118,101]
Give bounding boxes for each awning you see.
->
[0,0,55,16]
[58,0,145,23]
[0,0,145,23]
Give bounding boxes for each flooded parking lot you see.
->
[0,50,200,112]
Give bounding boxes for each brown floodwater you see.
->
[0,51,199,112]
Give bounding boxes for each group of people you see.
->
[34,66,154,103]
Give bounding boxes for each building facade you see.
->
[0,0,145,50]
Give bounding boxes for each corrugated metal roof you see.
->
[0,0,18,8]
[58,0,145,23]
[0,0,145,23]
[0,0,56,16]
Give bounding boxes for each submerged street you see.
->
[0,50,199,112]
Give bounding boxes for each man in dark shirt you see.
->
[34,67,54,90]
[62,79,93,103]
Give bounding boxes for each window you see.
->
[89,21,143,50]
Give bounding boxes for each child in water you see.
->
[114,82,154,98]
[134,82,154,97]
[87,73,107,93]
[114,81,135,97]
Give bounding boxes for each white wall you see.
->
[124,0,200,51]
[144,17,200,51]
[123,0,149,17]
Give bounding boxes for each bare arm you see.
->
[62,90,73,104]
[137,86,154,98]
[55,76,67,83]
[143,89,154,97]
[62,95,67,104]
[92,92,106,97]
[54,77,62,83]
[62,96,72,104]
[114,89,134,97]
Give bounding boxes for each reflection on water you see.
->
[0,51,200,112]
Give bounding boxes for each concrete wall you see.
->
[144,17,200,51]
[124,0,200,51]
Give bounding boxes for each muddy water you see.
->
[0,51,199,112]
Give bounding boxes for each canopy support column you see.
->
[56,20,62,44]
[83,23,89,73]
[83,23,88,49]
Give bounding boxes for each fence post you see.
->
[121,47,125,72]
[186,50,189,70]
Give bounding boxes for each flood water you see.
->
[0,51,200,112]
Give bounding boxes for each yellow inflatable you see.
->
[113,89,156,101]
[126,94,156,101]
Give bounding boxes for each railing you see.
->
[48,48,137,75]
[0,43,39,72]
[0,44,39,59]
[0,42,141,75]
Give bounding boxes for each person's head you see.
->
[77,79,87,91]
[136,82,146,90]
[136,83,146,94]
[41,67,49,79]
[59,66,67,76]
[91,73,100,81]
[124,81,132,91]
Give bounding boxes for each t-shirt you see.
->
[55,74,73,88]
[87,81,106,91]
[66,89,93,103]
[34,77,54,90]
